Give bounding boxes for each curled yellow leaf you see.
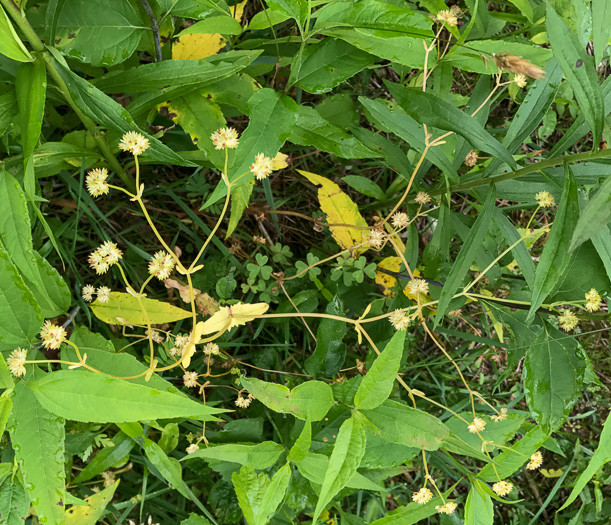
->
[200,302,269,335]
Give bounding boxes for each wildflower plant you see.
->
[0,0,609,524]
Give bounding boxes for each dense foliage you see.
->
[0,0,610,523]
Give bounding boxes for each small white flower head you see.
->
[514,73,528,88]
[40,320,67,350]
[252,235,266,245]
[148,251,176,280]
[585,288,602,312]
[119,131,150,156]
[436,9,458,26]
[535,191,555,207]
[146,330,164,344]
[235,393,253,408]
[468,417,486,434]
[415,192,431,205]
[412,487,433,504]
[203,342,220,356]
[391,212,409,229]
[250,153,274,180]
[558,310,578,332]
[169,334,189,356]
[183,371,198,388]
[368,229,385,249]
[82,284,95,302]
[186,443,200,454]
[465,150,478,167]
[492,480,514,497]
[526,450,543,470]
[7,348,27,377]
[407,278,429,297]
[88,241,122,274]
[96,286,111,303]
[86,168,110,197]
[491,407,508,422]
[389,309,412,331]
[210,127,239,150]
[436,502,458,514]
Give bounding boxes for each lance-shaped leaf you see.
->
[183,442,284,470]
[570,172,611,251]
[29,370,223,423]
[90,292,191,325]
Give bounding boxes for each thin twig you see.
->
[141,0,163,62]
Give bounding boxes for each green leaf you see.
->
[312,416,366,524]
[94,55,257,94]
[232,463,291,525]
[570,172,611,250]
[0,393,12,438]
[360,97,458,182]
[592,0,611,66]
[435,187,497,324]
[0,353,15,390]
[266,0,308,27]
[361,400,450,451]
[52,60,189,166]
[177,16,243,36]
[527,165,579,321]
[478,425,551,482]
[9,381,65,525]
[354,331,405,410]
[295,452,382,491]
[29,369,224,423]
[290,104,378,159]
[387,83,516,169]
[180,513,212,525]
[53,0,145,67]
[0,244,43,355]
[523,322,586,433]
[63,326,177,391]
[465,479,494,525]
[240,377,334,421]
[592,225,611,282]
[0,476,30,525]
[546,2,605,146]
[16,56,46,199]
[342,175,386,200]
[73,431,135,483]
[64,480,119,524]
[0,170,70,317]
[90,291,192,325]
[183,442,284,470]
[288,421,311,463]
[305,295,348,378]
[0,5,33,62]
[293,38,375,95]
[144,438,191,498]
[560,410,611,509]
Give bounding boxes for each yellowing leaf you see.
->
[375,256,401,297]
[200,302,269,335]
[272,152,289,170]
[65,481,119,524]
[297,170,369,251]
[541,468,563,478]
[90,292,191,325]
[172,0,247,60]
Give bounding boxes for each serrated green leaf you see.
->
[9,382,65,525]
[361,400,449,451]
[527,165,579,320]
[29,369,223,423]
[465,479,494,525]
[523,322,586,433]
[342,175,386,200]
[312,416,366,524]
[435,187,497,324]
[0,476,30,525]
[546,2,604,146]
[90,292,191,325]
[354,331,405,410]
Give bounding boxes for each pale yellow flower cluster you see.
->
[368,229,386,249]
[210,127,239,150]
[88,241,123,275]
[491,407,508,422]
[169,334,190,357]
[585,288,602,312]
[436,502,458,514]
[40,320,67,350]
[203,342,220,356]
[493,480,514,497]
[535,191,555,207]
[183,371,198,387]
[389,309,413,331]
[514,74,528,88]
[559,310,578,331]
[407,278,429,296]
[186,443,200,454]
[250,153,274,180]
[7,348,27,377]
[468,417,486,433]
[415,192,431,205]
[436,9,458,26]
[527,450,543,470]
[86,168,109,197]
[391,212,409,229]
[412,487,433,504]
[235,393,253,408]
[119,131,150,156]
[148,251,176,280]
